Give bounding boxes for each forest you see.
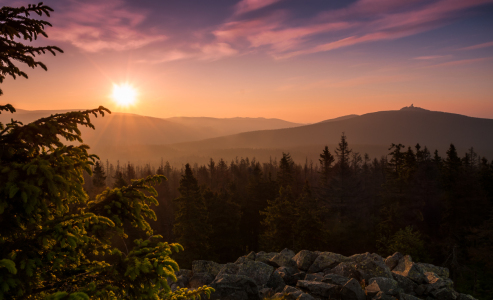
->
[84,134,493,299]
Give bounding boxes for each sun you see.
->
[112,83,137,106]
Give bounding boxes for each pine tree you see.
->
[173,164,211,268]
[0,5,213,299]
[293,181,327,251]
[278,152,294,188]
[319,146,335,193]
[92,160,107,188]
[260,186,297,251]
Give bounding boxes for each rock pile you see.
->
[169,249,477,300]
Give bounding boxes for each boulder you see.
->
[399,293,422,300]
[417,263,449,279]
[245,251,256,261]
[189,272,215,289]
[210,274,260,300]
[296,293,316,300]
[424,272,454,293]
[296,280,341,298]
[192,260,223,277]
[308,252,348,273]
[340,278,366,300]
[457,294,478,300]
[293,250,319,271]
[267,269,286,292]
[352,253,393,282]
[259,287,274,299]
[373,291,398,300]
[217,263,240,277]
[392,255,426,284]
[282,285,303,298]
[280,248,296,260]
[392,272,417,295]
[326,262,360,280]
[255,251,277,264]
[304,273,323,282]
[431,287,458,300]
[367,277,399,295]
[270,252,298,271]
[237,260,274,287]
[322,273,350,285]
[385,252,404,270]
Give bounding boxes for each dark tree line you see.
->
[85,134,493,299]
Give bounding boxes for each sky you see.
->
[2,0,493,123]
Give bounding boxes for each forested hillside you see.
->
[85,135,493,299]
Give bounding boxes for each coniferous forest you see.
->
[84,134,493,299]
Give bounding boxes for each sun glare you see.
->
[112,84,137,106]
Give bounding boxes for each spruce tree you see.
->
[260,186,296,252]
[92,161,107,188]
[173,164,211,268]
[0,5,213,299]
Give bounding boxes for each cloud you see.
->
[47,0,166,52]
[414,55,452,60]
[459,41,493,51]
[234,0,284,16]
[210,0,493,59]
[427,57,493,68]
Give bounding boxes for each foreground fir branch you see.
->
[0,3,213,299]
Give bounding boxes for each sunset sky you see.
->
[2,0,493,123]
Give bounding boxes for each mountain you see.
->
[318,114,359,123]
[148,107,493,166]
[0,109,302,145]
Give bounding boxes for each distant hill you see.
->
[3,107,492,167]
[318,114,359,123]
[0,109,302,145]
[151,107,493,166]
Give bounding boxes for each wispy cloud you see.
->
[48,0,166,52]
[427,57,493,68]
[212,0,493,59]
[459,41,493,51]
[234,0,284,16]
[414,55,452,60]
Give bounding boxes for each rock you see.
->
[417,263,450,279]
[280,248,296,260]
[283,285,303,298]
[245,251,256,261]
[210,274,260,300]
[293,250,319,271]
[351,253,393,282]
[304,273,323,282]
[168,269,192,287]
[267,269,286,292]
[270,252,298,270]
[385,252,404,270]
[392,255,426,284]
[399,293,422,300]
[326,262,360,280]
[322,273,350,285]
[255,251,277,264]
[366,281,381,297]
[392,273,417,295]
[192,260,223,277]
[340,278,366,300]
[259,287,274,299]
[235,256,250,264]
[367,277,399,295]
[296,280,341,298]
[217,263,240,277]
[189,272,215,289]
[431,287,458,300]
[308,252,348,273]
[237,260,274,287]
[457,293,478,300]
[373,291,398,300]
[424,272,454,293]
[171,275,189,290]
[175,269,193,278]
[296,293,316,300]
